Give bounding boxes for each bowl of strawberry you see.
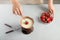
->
[40,11,54,23]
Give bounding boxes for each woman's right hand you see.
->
[48,0,55,14]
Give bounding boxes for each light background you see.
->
[0,4,60,40]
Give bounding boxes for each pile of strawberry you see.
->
[40,12,54,23]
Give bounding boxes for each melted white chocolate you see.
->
[21,18,33,28]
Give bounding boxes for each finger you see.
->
[13,7,22,16]
[13,9,18,15]
[48,9,54,15]
[13,7,17,15]
[49,9,54,17]
[15,10,18,15]
[15,8,20,15]
[49,9,53,13]
[13,9,15,14]
[13,7,15,14]
[16,8,21,16]
[18,7,23,16]
[13,6,16,14]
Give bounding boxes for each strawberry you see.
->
[45,12,50,17]
[50,17,53,21]
[25,21,29,25]
[47,18,51,23]
[40,12,53,23]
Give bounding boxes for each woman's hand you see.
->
[40,0,55,23]
[12,0,23,17]
[48,0,55,14]
[48,4,55,14]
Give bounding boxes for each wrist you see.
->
[48,0,53,7]
[48,0,53,4]
[12,0,20,5]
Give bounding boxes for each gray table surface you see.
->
[0,4,60,40]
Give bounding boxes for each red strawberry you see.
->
[47,18,51,23]
[41,16,45,19]
[50,17,53,21]
[25,21,29,25]
[40,12,53,23]
[45,12,50,17]
[42,19,45,22]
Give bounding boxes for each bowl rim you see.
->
[20,16,34,29]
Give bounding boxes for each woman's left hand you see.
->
[12,0,23,17]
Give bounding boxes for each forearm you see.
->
[11,0,20,5]
[48,0,54,9]
[48,0,53,5]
